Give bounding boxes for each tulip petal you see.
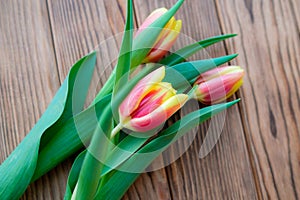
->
[145,20,182,62]
[119,67,165,119]
[125,94,188,132]
[195,66,243,85]
[196,68,244,104]
[135,8,168,37]
[130,82,177,118]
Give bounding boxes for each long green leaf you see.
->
[64,150,86,200]
[114,0,133,92]
[0,52,97,200]
[113,0,134,122]
[74,105,113,199]
[99,133,148,177]
[94,100,240,200]
[160,34,237,66]
[32,95,112,181]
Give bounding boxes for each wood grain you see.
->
[47,0,128,105]
[215,0,300,199]
[1,0,299,199]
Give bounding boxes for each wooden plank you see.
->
[131,0,258,199]
[215,0,300,199]
[3,0,288,199]
[47,0,128,105]
[0,0,64,199]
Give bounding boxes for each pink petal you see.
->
[125,94,188,132]
[135,8,168,37]
[196,69,244,104]
[119,67,165,119]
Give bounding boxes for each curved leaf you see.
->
[74,105,113,199]
[99,133,148,177]
[32,94,112,181]
[64,150,86,200]
[0,52,96,200]
[160,34,237,66]
[114,0,133,93]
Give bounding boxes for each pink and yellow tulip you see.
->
[112,67,188,137]
[135,8,182,63]
[194,66,244,104]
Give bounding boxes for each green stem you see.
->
[74,105,112,199]
[110,123,123,138]
[98,124,118,189]
[92,69,116,106]
[73,128,108,200]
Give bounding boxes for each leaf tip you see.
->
[226,98,240,108]
[227,33,238,37]
[86,51,97,61]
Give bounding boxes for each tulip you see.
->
[194,66,244,104]
[111,67,188,137]
[135,8,182,63]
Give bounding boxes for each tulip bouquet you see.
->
[0,0,245,199]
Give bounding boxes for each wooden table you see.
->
[0,0,299,199]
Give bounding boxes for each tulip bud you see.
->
[111,67,188,137]
[194,66,244,104]
[135,8,182,63]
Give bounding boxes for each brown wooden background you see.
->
[0,0,299,199]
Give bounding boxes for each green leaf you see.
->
[165,54,238,92]
[99,133,148,177]
[32,94,112,181]
[0,52,97,200]
[93,70,115,105]
[131,0,184,68]
[112,0,134,122]
[74,105,113,200]
[114,0,133,92]
[94,100,240,200]
[64,150,87,200]
[160,34,237,66]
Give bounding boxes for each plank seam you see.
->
[45,0,61,85]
